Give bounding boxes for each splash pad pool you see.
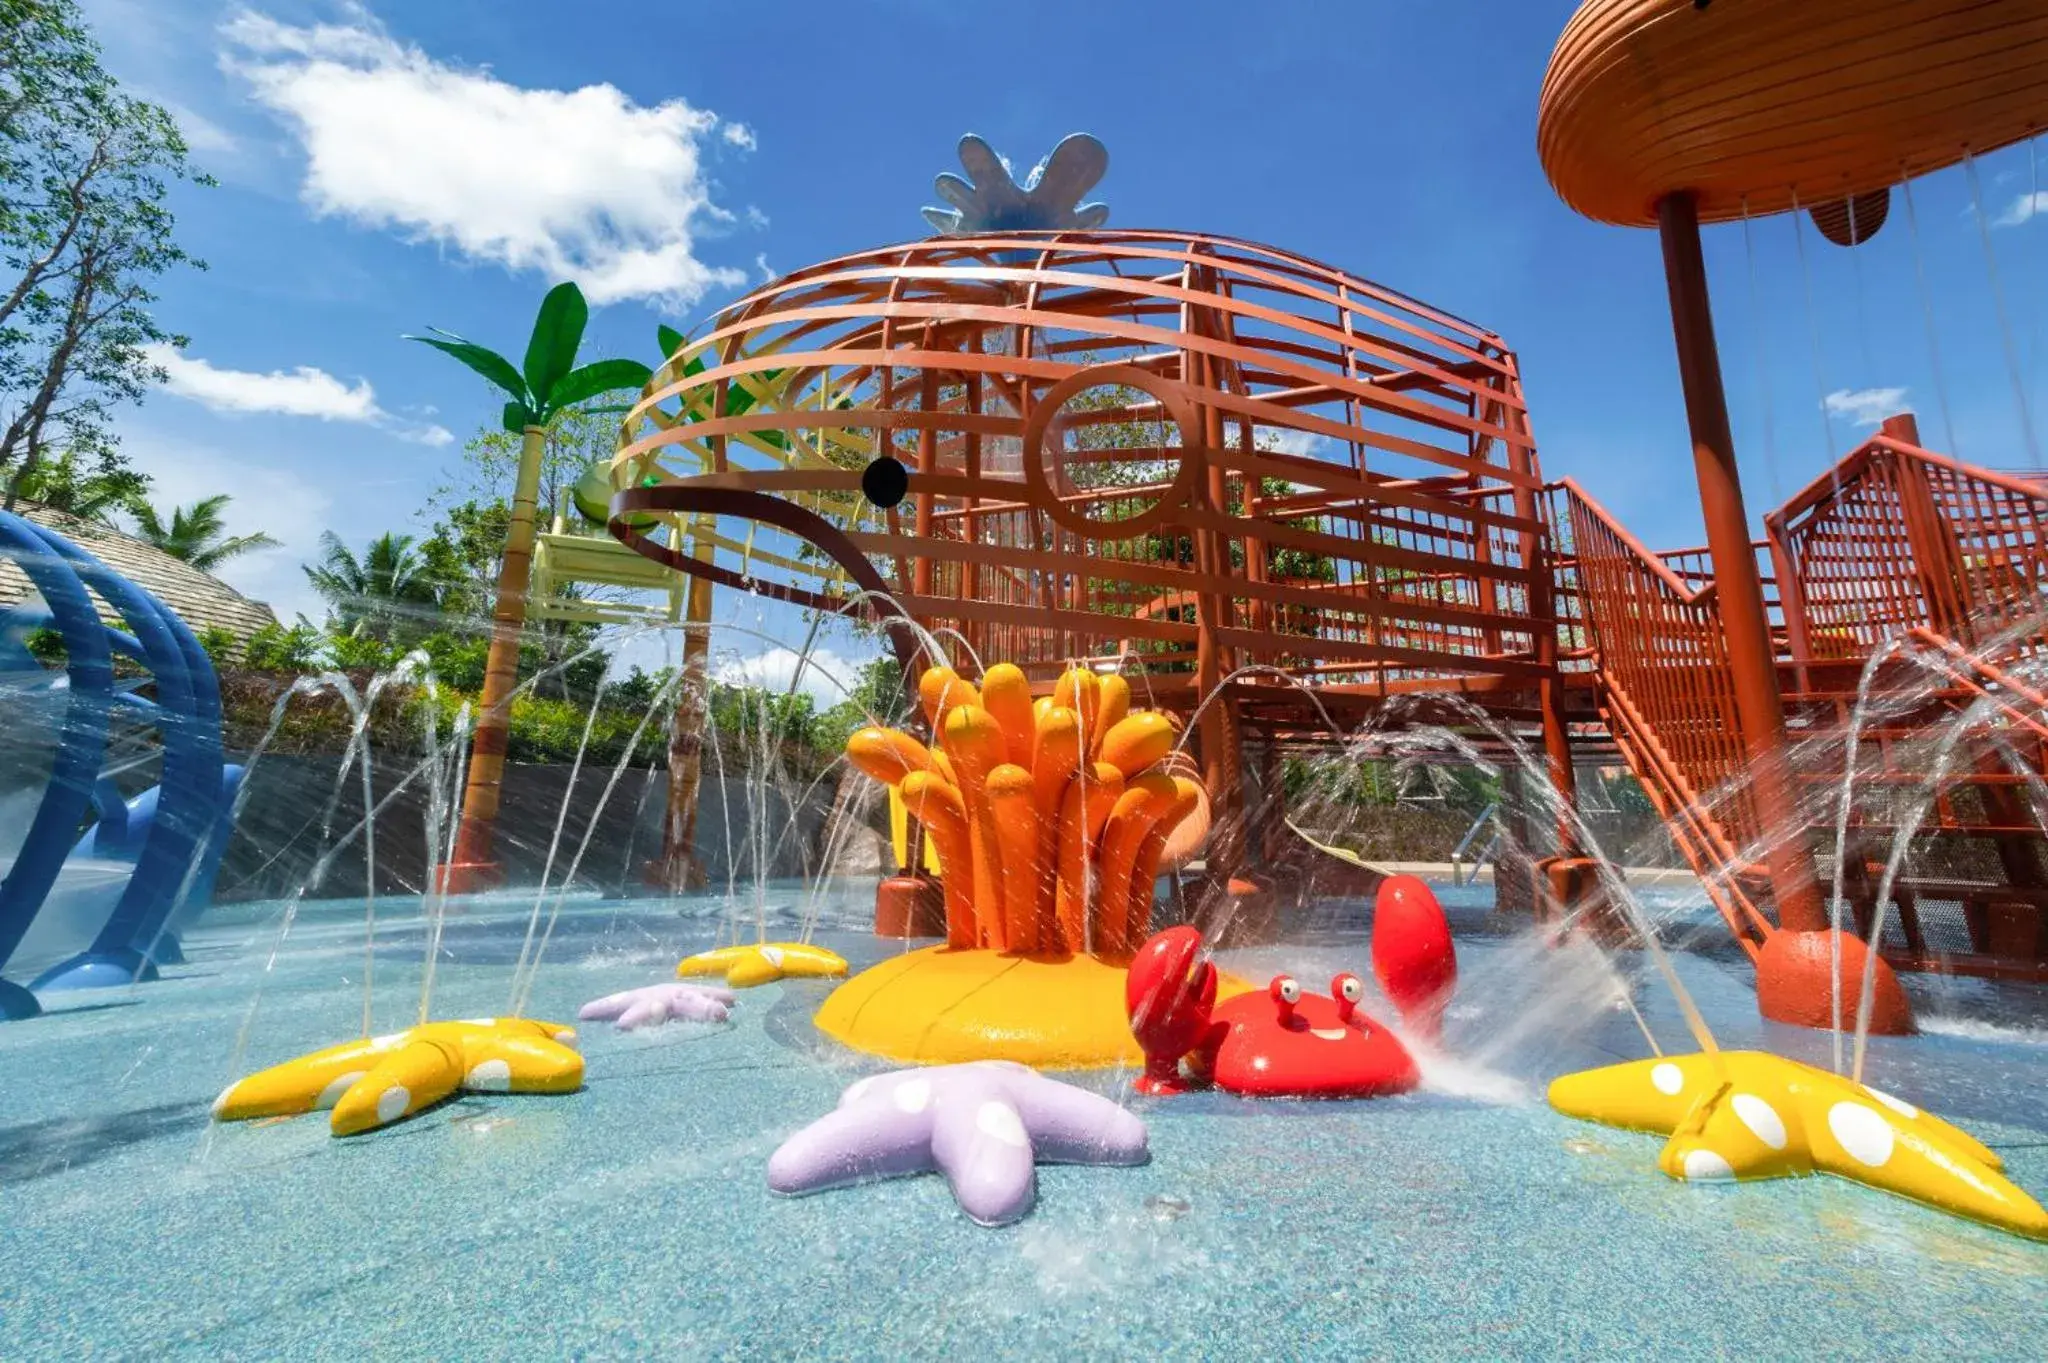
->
[10,0,2048,1353]
[5,886,2047,1356]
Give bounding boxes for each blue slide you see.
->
[0,510,237,1020]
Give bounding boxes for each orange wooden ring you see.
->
[1020,364,1204,541]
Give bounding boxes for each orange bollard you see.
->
[846,727,940,786]
[1093,674,1132,760]
[900,772,977,948]
[984,764,1042,954]
[919,665,981,736]
[1094,775,1180,960]
[1054,668,1101,752]
[979,663,1038,768]
[942,704,1011,950]
[1098,711,1175,778]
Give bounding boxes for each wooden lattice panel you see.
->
[611,230,1555,696]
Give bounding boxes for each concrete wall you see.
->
[211,758,886,902]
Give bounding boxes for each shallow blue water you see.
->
[4,882,2047,1360]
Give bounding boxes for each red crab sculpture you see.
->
[1124,876,1457,1099]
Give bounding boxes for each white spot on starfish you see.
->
[465,1059,512,1092]
[316,1071,367,1110]
[1733,1093,1788,1150]
[1651,1062,1684,1096]
[1828,1102,1896,1167]
[1863,1084,1919,1119]
[976,1101,1029,1149]
[1682,1148,1735,1181]
[376,1086,411,1124]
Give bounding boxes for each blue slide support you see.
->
[0,511,116,1019]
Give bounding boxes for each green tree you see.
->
[4,445,146,522]
[129,492,278,570]
[0,0,210,507]
[303,530,441,640]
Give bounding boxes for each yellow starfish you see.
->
[213,1018,583,1137]
[677,942,848,989]
[1549,1050,2048,1241]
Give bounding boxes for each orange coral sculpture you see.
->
[846,663,1201,964]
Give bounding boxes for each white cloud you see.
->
[754,252,776,283]
[721,122,757,151]
[715,647,864,707]
[147,343,455,446]
[116,432,335,625]
[1257,427,1328,458]
[744,204,769,230]
[221,10,748,306]
[161,99,238,154]
[1996,191,2048,228]
[1822,386,1912,428]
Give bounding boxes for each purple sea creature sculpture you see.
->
[766,1060,1149,1227]
[578,983,735,1031]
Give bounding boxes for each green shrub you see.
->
[244,620,323,672]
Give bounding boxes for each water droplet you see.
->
[1145,1193,1191,1222]
[1563,1137,1606,1157]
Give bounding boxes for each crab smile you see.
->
[1310,1027,1349,1042]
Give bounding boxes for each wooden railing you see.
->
[1767,434,2048,665]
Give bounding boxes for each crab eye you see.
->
[1335,974,1364,1004]
[1271,975,1301,1005]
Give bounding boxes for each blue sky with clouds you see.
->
[71,0,2048,697]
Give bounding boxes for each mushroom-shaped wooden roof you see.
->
[1538,0,2048,227]
[0,501,280,641]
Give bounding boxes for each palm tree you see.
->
[303,529,440,638]
[130,494,281,571]
[8,450,149,525]
[403,281,653,888]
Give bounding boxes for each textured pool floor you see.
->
[4,887,2048,1360]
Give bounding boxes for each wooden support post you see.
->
[1656,192,1827,934]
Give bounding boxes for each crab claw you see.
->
[1371,875,1457,1041]
[1126,926,1217,1095]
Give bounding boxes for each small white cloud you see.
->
[150,343,379,420]
[1996,191,2048,228]
[1258,427,1327,458]
[1822,386,1911,428]
[754,252,776,283]
[147,342,450,445]
[715,646,862,707]
[721,121,757,151]
[161,99,238,154]
[221,10,746,306]
[744,204,769,230]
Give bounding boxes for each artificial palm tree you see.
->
[302,529,440,638]
[404,281,653,889]
[130,493,280,571]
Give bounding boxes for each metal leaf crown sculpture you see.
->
[921,133,1110,235]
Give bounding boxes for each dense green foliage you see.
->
[0,0,210,507]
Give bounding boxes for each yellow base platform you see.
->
[814,945,1252,1070]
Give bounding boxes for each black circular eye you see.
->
[1338,976,1363,1003]
[861,455,909,509]
[1275,976,1301,1004]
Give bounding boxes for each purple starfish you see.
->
[577,983,735,1031]
[766,1061,1149,1227]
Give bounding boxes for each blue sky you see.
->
[73,0,2048,695]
